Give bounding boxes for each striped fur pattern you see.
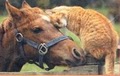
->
[47,6,119,74]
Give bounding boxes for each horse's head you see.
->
[1,1,86,71]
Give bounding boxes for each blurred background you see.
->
[0,0,120,73]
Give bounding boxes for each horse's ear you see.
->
[22,0,31,9]
[5,0,21,20]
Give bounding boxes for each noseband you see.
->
[14,29,69,70]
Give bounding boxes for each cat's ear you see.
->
[56,16,67,28]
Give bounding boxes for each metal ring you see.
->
[38,43,48,55]
[15,33,23,42]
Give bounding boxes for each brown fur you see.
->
[46,6,119,74]
[0,2,84,71]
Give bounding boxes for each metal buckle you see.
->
[38,43,48,55]
[15,33,23,42]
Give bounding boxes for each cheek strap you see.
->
[14,28,69,70]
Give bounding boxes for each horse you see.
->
[0,1,85,72]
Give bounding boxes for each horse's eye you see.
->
[32,28,43,34]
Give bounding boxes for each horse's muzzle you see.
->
[65,48,86,66]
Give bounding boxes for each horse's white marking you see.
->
[40,15,51,22]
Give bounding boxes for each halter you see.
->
[14,28,69,70]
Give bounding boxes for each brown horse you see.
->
[0,1,85,72]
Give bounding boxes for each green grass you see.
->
[95,7,109,16]
[21,63,68,72]
[114,23,120,37]
[0,15,7,23]
[60,28,81,46]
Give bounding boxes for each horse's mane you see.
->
[0,24,4,44]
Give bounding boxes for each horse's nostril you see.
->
[72,48,81,59]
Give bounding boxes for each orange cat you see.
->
[46,6,119,74]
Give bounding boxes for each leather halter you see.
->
[14,28,69,70]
